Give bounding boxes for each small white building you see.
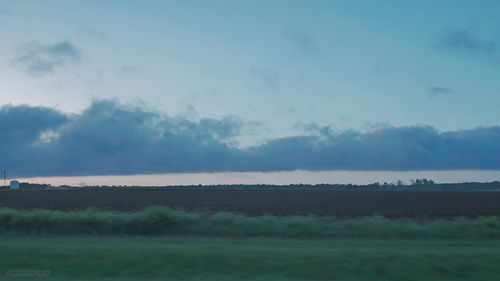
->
[10,180,19,190]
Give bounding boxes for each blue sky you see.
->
[1,0,500,177]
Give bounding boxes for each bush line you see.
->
[1,207,500,238]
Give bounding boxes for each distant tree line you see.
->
[2,178,500,191]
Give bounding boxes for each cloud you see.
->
[119,65,142,75]
[0,104,68,142]
[248,125,500,171]
[285,29,318,56]
[75,27,110,42]
[1,100,244,176]
[2,100,500,177]
[427,86,453,97]
[436,28,497,58]
[250,67,280,90]
[294,122,335,140]
[0,104,68,174]
[13,41,81,76]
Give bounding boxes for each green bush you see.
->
[1,207,500,238]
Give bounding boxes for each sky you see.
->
[20,170,500,187]
[1,0,500,180]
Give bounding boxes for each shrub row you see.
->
[1,207,500,238]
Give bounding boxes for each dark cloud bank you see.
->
[2,100,500,177]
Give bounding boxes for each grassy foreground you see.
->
[1,235,500,281]
[2,207,500,238]
[2,208,500,280]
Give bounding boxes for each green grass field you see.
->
[2,208,500,280]
[1,235,500,281]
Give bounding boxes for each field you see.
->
[1,207,500,280]
[2,189,500,216]
[1,235,500,281]
[2,189,500,280]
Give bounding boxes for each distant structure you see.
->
[10,180,19,190]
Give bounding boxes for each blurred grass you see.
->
[1,235,500,281]
[1,206,500,238]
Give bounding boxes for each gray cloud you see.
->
[428,86,453,97]
[248,125,500,171]
[250,67,280,90]
[119,65,142,75]
[437,28,497,57]
[1,100,244,176]
[75,27,110,42]
[294,122,335,140]
[2,100,500,177]
[0,104,68,142]
[0,104,68,175]
[285,29,318,56]
[13,41,81,76]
